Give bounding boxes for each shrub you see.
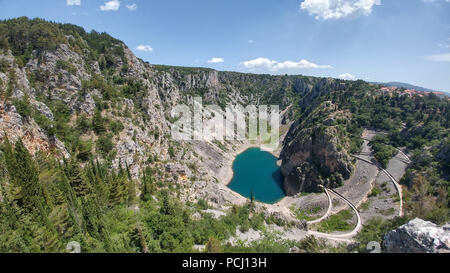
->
[13,95,32,118]
[96,135,113,157]
[76,115,91,134]
[109,120,124,134]
[92,110,106,135]
[77,140,92,161]
[0,58,8,73]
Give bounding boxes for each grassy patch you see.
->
[369,186,382,197]
[290,206,322,221]
[316,209,354,233]
[359,200,370,211]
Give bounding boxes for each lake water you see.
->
[227,147,285,204]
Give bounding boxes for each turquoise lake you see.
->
[227,147,286,204]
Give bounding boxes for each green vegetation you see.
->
[222,234,346,253]
[370,141,397,168]
[290,205,321,221]
[56,59,77,74]
[0,137,275,253]
[316,209,354,233]
[369,186,382,197]
[0,58,8,72]
[294,80,449,222]
[0,17,448,253]
[355,217,410,253]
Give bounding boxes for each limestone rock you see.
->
[280,124,353,195]
[384,218,450,253]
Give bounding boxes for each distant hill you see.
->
[381,82,450,97]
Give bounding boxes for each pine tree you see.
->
[65,158,90,198]
[141,170,148,201]
[57,170,83,235]
[160,191,175,216]
[92,110,106,135]
[130,222,149,253]
[250,190,254,204]
[10,139,47,219]
[81,196,113,252]
[109,164,128,206]
[2,136,23,203]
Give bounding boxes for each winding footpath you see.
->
[351,155,404,217]
[303,131,410,242]
[307,186,333,225]
[307,188,362,242]
[394,148,412,163]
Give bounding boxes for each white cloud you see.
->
[300,0,381,20]
[100,0,120,11]
[136,45,153,52]
[423,53,450,62]
[438,43,450,49]
[240,57,332,71]
[248,40,254,44]
[67,0,81,6]
[126,3,137,11]
[208,57,224,63]
[338,73,356,80]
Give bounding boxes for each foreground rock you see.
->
[384,218,450,253]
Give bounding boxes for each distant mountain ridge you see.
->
[380,82,450,97]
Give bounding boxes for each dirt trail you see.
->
[307,188,362,242]
[351,155,404,217]
[307,187,333,225]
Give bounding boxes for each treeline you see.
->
[0,137,137,252]
[0,17,125,68]
[0,138,298,253]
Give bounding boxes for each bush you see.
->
[92,110,106,135]
[13,96,32,118]
[109,120,124,134]
[76,115,91,134]
[96,135,114,157]
[0,58,8,73]
[77,140,92,161]
[33,113,55,136]
[371,142,397,168]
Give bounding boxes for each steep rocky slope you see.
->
[1,18,448,211]
[0,18,358,204]
[280,100,354,194]
[1,18,449,253]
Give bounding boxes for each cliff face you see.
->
[280,97,354,194]
[0,38,172,179]
[0,18,357,205]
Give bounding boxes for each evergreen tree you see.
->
[7,139,47,219]
[109,164,128,206]
[80,196,113,252]
[92,109,106,135]
[64,158,90,198]
[249,190,255,212]
[130,222,149,253]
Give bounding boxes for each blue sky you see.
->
[1,0,450,92]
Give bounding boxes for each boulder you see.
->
[384,218,450,253]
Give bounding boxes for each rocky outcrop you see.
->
[280,101,353,195]
[0,18,359,208]
[0,102,69,158]
[384,218,450,253]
